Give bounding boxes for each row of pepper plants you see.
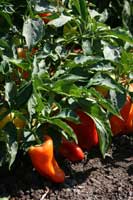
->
[0,0,133,183]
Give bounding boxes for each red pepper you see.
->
[120,96,133,133]
[109,115,126,135]
[67,110,99,151]
[59,138,84,162]
[125,103,133,132]
[39,13,52,24]
[28,135,65,183]
[110,95,133,135]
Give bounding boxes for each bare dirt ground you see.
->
[0,134,133,200]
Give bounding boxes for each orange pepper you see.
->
[28,135,65,183]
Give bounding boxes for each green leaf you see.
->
[87,72,125,93]
[90,61,114,72]
[48,14,72,27]
[53,73,87,82]
[34,0,56,12]
[22,18,44,48]
[51,108,80,123]
[85,106,112,157]
[89,88,120,116]
[93,116,112,158]
[15,82,33,108]
[9,59,30,71]
[49,118,78,142]
[69,0,81,15]
[53,80,83,97]
[73,100,112,156]
[27,94,36,117]
[108,28,133,44]
[120,50,133,73]
[70,0,88,22]
[74,55,102,65]
[82,40,92,55]
[0,58,10,73]
[109,89,127,111]
[122,0,131,27]
[0,12,13,26]
[3,122,18,169]
[78,0,88,22]
[4,81,17,106]
[103,45,120,61]
[0,39,9,48]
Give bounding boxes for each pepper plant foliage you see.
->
[0,0,133,168]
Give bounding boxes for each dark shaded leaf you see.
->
[48,118,78,143]
[15,82,33,108]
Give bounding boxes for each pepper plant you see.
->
[0,0,133,171]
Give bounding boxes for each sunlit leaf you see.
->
[87,72,125,93]
[4,81,17,106]
[23,18,45,48]
[103,45,120,61]
[108,28,133,44]
[48,14,72,27]
[74,55,102,64]
[51,108,80,123]
[3,122,18,169]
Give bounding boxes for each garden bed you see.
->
[0,134,132,200]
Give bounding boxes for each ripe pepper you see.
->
[126,103,133,132]
[28,135,65,183]
[110,95,133,135]
[120,96,133,133]
[67,110,99,151]
[58,138,84,162]
[38,13,52,24]
[109,115,126,135]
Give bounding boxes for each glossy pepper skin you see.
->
[120,96,133,133]
[59,138,84,162]
[28,135,65,183]
[110,96,133,135]
[109,115,125,135]
[67,110,99,151]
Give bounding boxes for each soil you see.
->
[0,134,133,200]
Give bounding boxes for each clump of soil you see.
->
[0,134,133,200]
